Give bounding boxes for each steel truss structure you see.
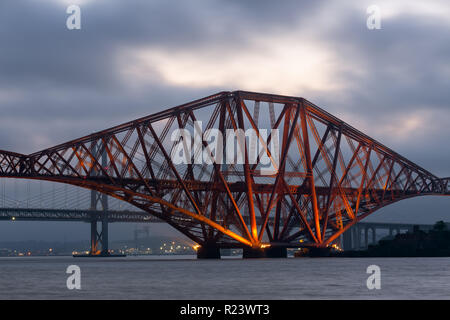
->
[0,91,448,252]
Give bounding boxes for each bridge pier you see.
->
[74,213,114,257]
[196,245,221,259]
[308,247,332,257]
[101,212,109,255]
[242,247,265,258]
[242,246,287,258]
[75,181,125,257]
[265,246,287,258]
[88,213,111,256]
[90,218,99,255]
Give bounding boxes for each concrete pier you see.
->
[196,245,221,259]
[242,246,287,258]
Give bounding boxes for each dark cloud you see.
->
[0,0,449,240]
[302,8,450,178]
[324,15,450,111]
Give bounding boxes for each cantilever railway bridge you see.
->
[0,91,449,258]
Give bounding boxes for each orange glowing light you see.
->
[330,244,343,252]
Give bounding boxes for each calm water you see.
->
[0,255,449,299]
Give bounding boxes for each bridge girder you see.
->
[0,91,448,248]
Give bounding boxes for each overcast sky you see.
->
[0,0,449,241]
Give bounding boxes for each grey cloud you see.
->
[0,0,449,241]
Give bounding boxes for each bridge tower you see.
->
[89,189,109,255]
[87,145,111,256]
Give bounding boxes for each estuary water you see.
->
[0,255,449,299]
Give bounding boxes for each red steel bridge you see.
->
[0,91,449,258]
